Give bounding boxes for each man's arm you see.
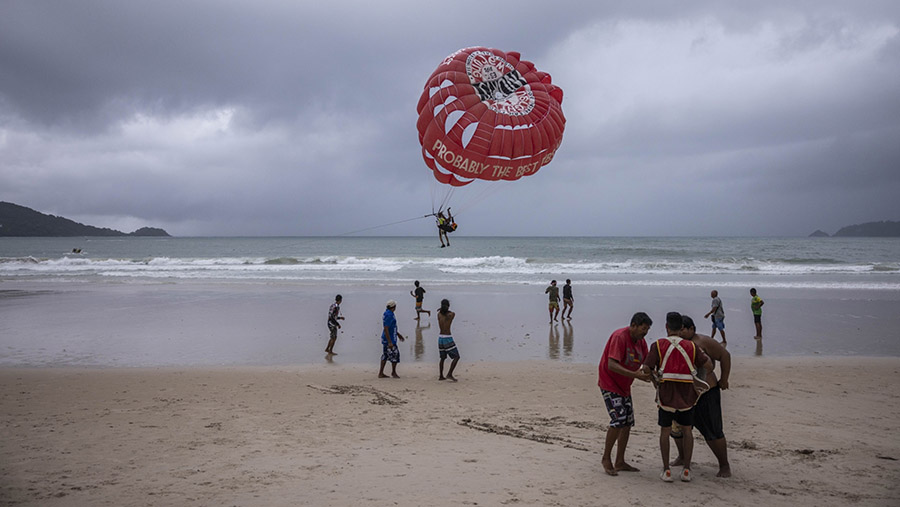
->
[609,358,651,382]
[383,326,394,348]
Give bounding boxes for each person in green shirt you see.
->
[750,288,765,339]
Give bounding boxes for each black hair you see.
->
[439,299,450,315]
[335,294,342,301]
[681,315,695,330]
[666,311,684,332]
[750,287,757,294]
[630,312,653,327]
[414,280,420,286]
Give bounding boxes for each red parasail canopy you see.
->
[416,47,566,187]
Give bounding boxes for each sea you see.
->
[1,236,898,289]
[1,236,899,366]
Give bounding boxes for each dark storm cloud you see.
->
[1,1,899,236]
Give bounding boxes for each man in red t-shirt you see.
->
[597,312,653,476]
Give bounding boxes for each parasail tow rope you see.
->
[338,214,435,237]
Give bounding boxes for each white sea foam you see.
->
[2,253,898,291]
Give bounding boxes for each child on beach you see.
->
[410,280,431,320]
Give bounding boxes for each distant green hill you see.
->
[0,202,170,237]
[832,221,900,237]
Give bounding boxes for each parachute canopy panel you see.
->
[416,47,566,187]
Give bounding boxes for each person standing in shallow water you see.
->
[704,290,726,346]
[437,299,460,381]
[750,288,765,338]
[379,300,405,378]
[562,279,574,320]
[545,280,560,323]
[325,295,344,355]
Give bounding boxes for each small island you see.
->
[809,220,900,238]
[0,202,171,237]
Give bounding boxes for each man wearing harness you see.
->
[641,312,711,483]
[436,208,456,248]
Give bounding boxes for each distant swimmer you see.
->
[71,248,82,254]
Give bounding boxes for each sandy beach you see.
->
[2,357,899,506]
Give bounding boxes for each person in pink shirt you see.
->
[597,312,653,476]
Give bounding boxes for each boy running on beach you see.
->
[437,299,460,381]
[325,295,344,355]
[545,280,560,323]
[379,300,405,378]
[410,280,431,320]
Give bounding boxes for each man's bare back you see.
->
[438,310,455,334]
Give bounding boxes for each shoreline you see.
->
[2,280,900,369]
[2,358,899,506]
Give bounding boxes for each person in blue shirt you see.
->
[379,300,405,378]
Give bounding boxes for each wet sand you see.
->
[2,357,899,506]
[3,280,900,367]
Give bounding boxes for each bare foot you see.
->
[439,376,445,381]
[446,375,457,382]
[670,457,684,467]
[602,458,618,476]
[720,340,727,347]
[379,374,389,378]
[391,373,400,378]
[614,462,639,472]
[717,466,732,478]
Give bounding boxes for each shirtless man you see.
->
[562,279,574,320]
[671,315,732,478]
[545,280,560,323]
[437,298,460,381]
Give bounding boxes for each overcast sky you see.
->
[2,1,899,237]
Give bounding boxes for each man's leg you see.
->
[707,437,731,477]
[660,425,672,472]
[379,359,388,378]
[681,424,695,472]
[439,357,445,380]
[613,426,637,470]
[602,427,621,476]
[446,357,459,381]
[391,361,399,378]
